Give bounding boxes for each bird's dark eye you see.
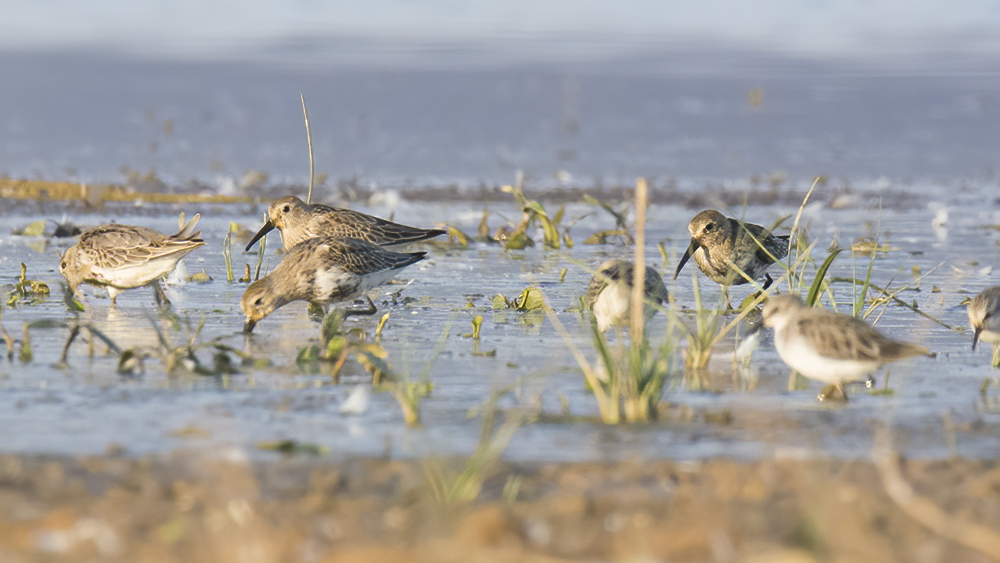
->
[704,223,715,232]
[60,261,67,269]
[254,298,263,306]
[282,205,291,213]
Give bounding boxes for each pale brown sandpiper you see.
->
[762,294,934,401]
[245,195,445,251]
[60,214,205,307]
[674,209,789,294]
[241,236,426,333]
[583,259,669,332]
[968,286,1000,367]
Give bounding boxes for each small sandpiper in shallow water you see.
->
[245,195,446,251]
[241,236,427,333]
[674,209,789,293]
[583,259,669,332]
[968,286,1000,366]
[60,214,205,307]
[763,294,934,401]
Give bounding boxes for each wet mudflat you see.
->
[0,187,997,465]
[2,46,1000,560]
[0,183,999,561]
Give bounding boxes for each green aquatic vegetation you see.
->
[499,174,566,249]
[581,194,633,245]
[446,225,470,247]
[850,237,896,254]
[868,370,895,396]
[468,314,496,357]
[18,322,31,364]
[253,229,267,281]
[477,209,492,240]
[548,178,678,423]
[375,312,390,342]
[0,323,13,361]
[492,286,547,312]
[582,229,632,245]
[6,262,50,307]
[422,387,524,505]
[296,310,394,383]
[257,439,328,456]
[680,254,794,373]
[186,270,211,283]
[583,194,630,229]
[981,378,1000,411]
[377,321,450,427]
[62,282,86,313]
[29,317,121,366]
[381,376,433,427]
[680,180,831,373]
[17,220,46,237]
[471,314,483,340]
[120,314,254,377]
[222,222,237,282]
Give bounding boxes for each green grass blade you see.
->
[806,248,841,307]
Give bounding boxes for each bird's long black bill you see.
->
[245,220,275,252]
[973,327,982,351]
[243,319,257,334]
[673,240,698,280]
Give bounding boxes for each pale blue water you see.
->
[0,194,996,462]
[2,23,1000,462]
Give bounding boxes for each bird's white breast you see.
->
[94,258,184,289]
[775,328,880,385]
[593,282,631,332]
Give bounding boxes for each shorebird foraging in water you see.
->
[762,294,934,401]
[583,259,669,332]
[59,214,205,307]
[245,195,446,251]
[968,286,1000,367]
[241,236,427,333]
[674,210,789,305]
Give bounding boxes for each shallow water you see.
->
[0,189,998,463]
[3,44,1000,463]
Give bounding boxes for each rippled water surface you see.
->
[0,189,998,462]
[2,44,1000,462]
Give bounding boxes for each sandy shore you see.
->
[0,449,998,562]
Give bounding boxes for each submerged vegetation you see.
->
[0,163,988,494]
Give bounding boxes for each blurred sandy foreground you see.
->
[0,450,997,562]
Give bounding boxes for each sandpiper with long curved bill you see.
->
[245,195,446,252]
[674,209,789,297]
[968,286,1000,367]
[241,236,427,333]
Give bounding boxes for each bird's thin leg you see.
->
[153,281,171,308]
[818,384,848,402]
[992,344,1000,368]
[59,326,81,365]
[307,302,327,320]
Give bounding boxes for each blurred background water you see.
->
[3,1,1000,188]
[1,1,1000,462]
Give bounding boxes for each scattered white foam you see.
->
[339,385,370,415]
